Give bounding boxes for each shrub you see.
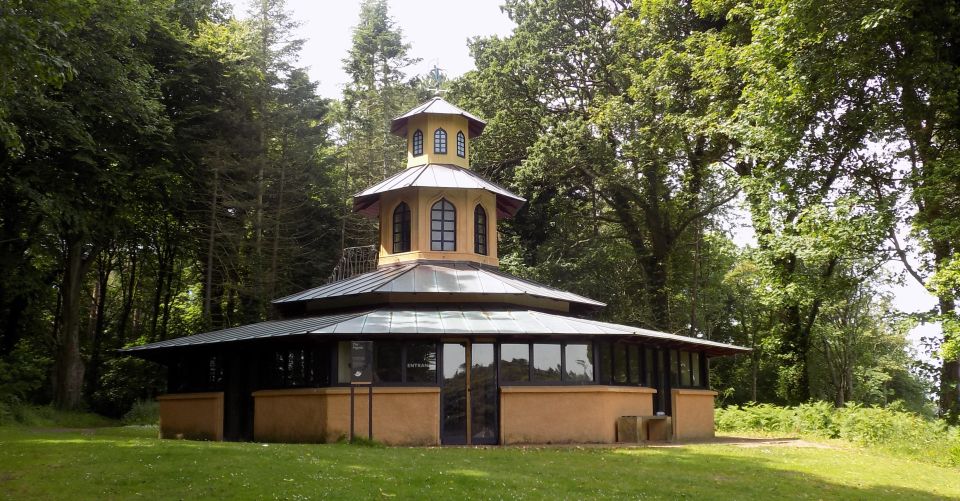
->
[122,399,159,425]
[716,402,960,467]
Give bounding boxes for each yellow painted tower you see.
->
[353,97,525,268]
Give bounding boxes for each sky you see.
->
[228,0,941,355]
[227,0,516,99]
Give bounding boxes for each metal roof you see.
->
[121,311,369,352]
[390,97,486,138]
[271,261,605,309]
[123,307,749,356]
[353,163,526,218]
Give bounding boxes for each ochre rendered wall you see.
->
[157,392,223,441]
[253,387,440,445]
[377,187,499,268]
[671,389,718,441]
[405,114,471,169]
[499,386,655,444]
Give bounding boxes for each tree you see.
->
[335,0,419,249]
[454,0,744,335]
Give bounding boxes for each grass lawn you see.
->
[1,426,958,500]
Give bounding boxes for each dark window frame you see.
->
[412,129,423,156]
[259,344,331,390]
[434,128,447,154]
[474,204,487,255]
[499,342,597,385]
[392,202,411,253]
[456,130,466,157]
[666,349,707,389]
[430,198,456,251]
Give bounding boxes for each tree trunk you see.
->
[85,251,112,401]
[53,237,97,410]
[647,255,670,331]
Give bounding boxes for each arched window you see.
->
[434,128,447,154]
[457,131,465,158]
[474,204,487,255]
[412,130,423,156]
[392,202,411,253]
[430,198,456,251]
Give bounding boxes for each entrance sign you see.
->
[350,341,373,384]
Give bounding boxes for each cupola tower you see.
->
[353,97,524,268]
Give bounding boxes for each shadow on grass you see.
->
[0,427,954,500]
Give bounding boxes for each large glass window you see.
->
[679,351,691,386]
[691,351,701,387]
[456,131,466,157]
[374,342,403,383]
[434,128,447,154]
[265,347,328,389]
[337,341,351,383]
[597,342,613,384]
[670,350,680,386]
[613,344,628,383]
[431,199,456,251]
[412,129,423,156]
[533,344,561,381]
[392,202,411,253]
[644,348,654,387]
[628,345,641,384]
[564,344,594,382]
[500,344,530,382]
[474,204,487,255]
[169,353,223,393]
[406,342,438,383]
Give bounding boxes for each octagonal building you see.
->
[126,97,747,445]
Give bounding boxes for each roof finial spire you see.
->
[428,60,445,96]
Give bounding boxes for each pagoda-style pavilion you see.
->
[126,97,747,445]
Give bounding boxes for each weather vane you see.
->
[429,60,446,96]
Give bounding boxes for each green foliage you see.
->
[0,404,115,428]
[0,340,51,405]
[89,356,165,418]
[121,399,159,426]
[717,402,960,467]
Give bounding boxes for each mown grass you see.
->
[1,425,958,500]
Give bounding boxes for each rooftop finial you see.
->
[428,61,445,96]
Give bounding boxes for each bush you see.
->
[716,402,960,467]
[122,399,159,425]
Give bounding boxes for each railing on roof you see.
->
[326,245,379,283]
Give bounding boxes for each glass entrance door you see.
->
[441,342,498,445]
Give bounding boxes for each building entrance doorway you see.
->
[440,342,498,445]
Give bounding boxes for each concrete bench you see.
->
[616,415,673,443]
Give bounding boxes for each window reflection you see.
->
[564,344,593,382]
[374,341,403,383]
[500,343,530,382]
[406,342,437,383]
[680,351,691,386]
[691,351,701,387]
[533,344,561,381]
[613,344,628,383]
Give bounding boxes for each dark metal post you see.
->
[349,385,355,443]
[368,386,373,440]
